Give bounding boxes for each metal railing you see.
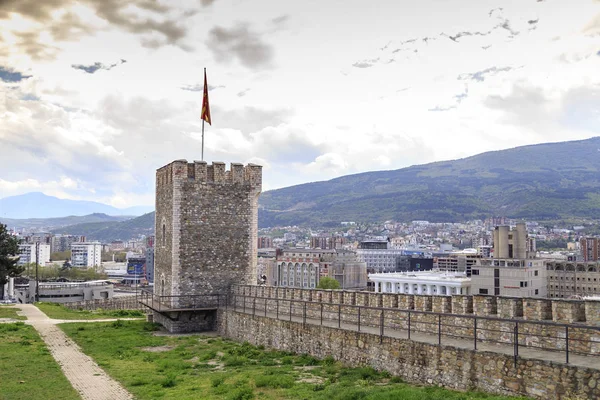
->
[229,294,600,366]
[139,289,226,312]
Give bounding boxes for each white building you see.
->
[471,258,547,297]
[15,280,113,304]
[18,243,51,265]
[356,241,405,273]
[71,242,102,267]
[369,270,472,295]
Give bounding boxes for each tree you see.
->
[0,224,23,299]
[317,276,341,290]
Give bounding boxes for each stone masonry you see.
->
[218,309,600,400]
[154,160,262,308]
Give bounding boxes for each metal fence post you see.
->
[252,297,256,316]
[276,298,279,319]
[303,302,307,326]
[438,314,442,345]
[380,310,384,343]
[408,311,411,340]
[338,304,341,328]
[320,303,323,326]
[243,295,246,313]
[264,298,268,317]
[513,322,519,367]
[566,326,570,364]
[358,307,361,332]
[290,300,292,322]
[474,317,477,350]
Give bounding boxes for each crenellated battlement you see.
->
[155,160,262,189]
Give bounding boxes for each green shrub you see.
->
[160,373,177,388]
[211,374,226,387]
[142,322,161,331]
[296,354,319,366]
[223,355,249,367]
[317,277,341,289]
[226,386,254,400]
[322,356,336,365]
[111,320,124,328]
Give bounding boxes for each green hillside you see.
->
[51,212,155,242]
[259,137,600,227]
[0,213,132,230]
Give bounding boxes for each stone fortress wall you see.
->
[232,285,600,356]
[218,308,600,400]
[223,285,600,399]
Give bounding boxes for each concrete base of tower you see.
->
[152,309,217,333]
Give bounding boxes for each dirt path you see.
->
[15,304,134,400]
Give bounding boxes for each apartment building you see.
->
[546,260,600,298]
[71,242,102,267]
[17,243,51,265]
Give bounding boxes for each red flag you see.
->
[201,69,212,125]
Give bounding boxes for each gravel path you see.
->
[15,304,134,400]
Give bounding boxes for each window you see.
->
[471,269,480,275]
[479,288,489,294]
[535,289,539,295]
[520,281,528,288]
[534,270,538,276]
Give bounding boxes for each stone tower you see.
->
[154,160,262,306]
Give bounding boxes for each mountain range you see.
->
[259,136,600,227]
[0,213,132,231]
[2,137,600,239]
[0,192,153,219]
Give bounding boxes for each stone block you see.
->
[398,294,415,310]
[342,291,356,305]
[498,297,523,319]
[451,295,473,315]
[552,300,586,323]
[523,298,552,320]
[414,295,432,312]
[382,293,398,308]
[355,292,369,306]
[585,300,600,326]
[369,293,383,308]
[473,295,497,316]
[432,296,452,313]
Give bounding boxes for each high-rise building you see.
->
[70,242,102,267]
[51,235,85,253]
[493,223,535,259]
[310,235,345,249]
[257,236,273,249]
[18,243,51,265]
[580,237,599,262]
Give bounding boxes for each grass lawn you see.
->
[0,323,79,400]
[0,305,26,320]
[60,320,530,400]
[36,302,145,320]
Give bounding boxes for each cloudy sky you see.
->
[1,0,599,208]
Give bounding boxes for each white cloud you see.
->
[0,0,599,209]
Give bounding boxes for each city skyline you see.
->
[1,0,599,208]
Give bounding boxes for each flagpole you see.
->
[200,67,211,162]
[202,66,205,161]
